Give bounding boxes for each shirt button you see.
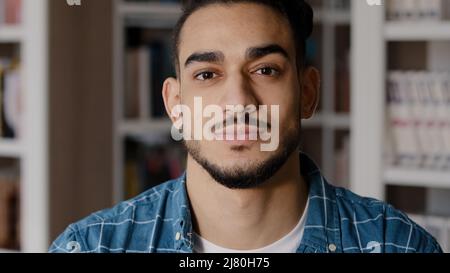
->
[175,232,182,241]
[328,244,337,252]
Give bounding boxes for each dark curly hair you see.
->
[172,0,314,73]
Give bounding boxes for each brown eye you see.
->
[255,67,279,76]
[195,71,217,81]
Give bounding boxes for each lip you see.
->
[213,125,259,145]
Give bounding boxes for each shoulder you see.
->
[49,178,183,253]
[332,186,442,253]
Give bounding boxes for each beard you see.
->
[184,124,300,189]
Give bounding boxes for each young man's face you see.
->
[164,3,319,188]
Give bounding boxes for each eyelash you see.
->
[194,71,219,81]
[253,66,280,77]
[194,66,280,81]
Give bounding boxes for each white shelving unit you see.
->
[351,0,450,199]
[0,0,49,253]
[351,0,450,252]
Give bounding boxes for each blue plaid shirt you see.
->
[49,153,443,253]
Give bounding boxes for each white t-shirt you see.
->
[193,199,309,253]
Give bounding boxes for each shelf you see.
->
[303,113,350,129]
[384,168,450,189]
[118,114,351,137]
[0,25,23,42]
[118,2,181,18]
[0,139,22,157]
[315,9,351,25]
[118,3,351,26]
[120,114,351,135]
[0,248,20,253]
[118,119,172,137]
[119,2,181,28]
[385,21,450,41]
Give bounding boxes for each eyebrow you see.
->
[246,44,289,60]
[184,51,225,68]
[183,44,289,68]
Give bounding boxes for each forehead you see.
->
[178,3,295,61]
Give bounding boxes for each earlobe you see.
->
[300,67,320,119]
[162,77,181,123]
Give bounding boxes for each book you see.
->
[387,72,419,167]
[387,0,444,21]
[124,28,175,120]
[0,59,19,139]
[386,71,450,170]
[3,63,21,138]
[334,26,351,113]
[138,47,151,120]
[124,136,186,197]
[334,134,350,188]
[125,48,140,119]
[4,0,21,25]
[0,160,19,250]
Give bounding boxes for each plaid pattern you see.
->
[49,153,443,253]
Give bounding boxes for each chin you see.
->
[214,151,271,167]
[222,145,267,158]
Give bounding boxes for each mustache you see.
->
[212,113,272,131]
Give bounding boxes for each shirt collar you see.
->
[171,152,342,253]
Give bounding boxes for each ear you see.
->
[162,77,181,123]
[300,67,320,119]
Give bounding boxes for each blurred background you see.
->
[0,0,449,253]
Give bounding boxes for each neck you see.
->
[186,151,308,250]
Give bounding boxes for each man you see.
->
[50,0,442,253]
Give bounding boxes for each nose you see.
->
[218,71,260,110]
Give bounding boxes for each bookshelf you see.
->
[113,0,182,202]
[352,0,450,198]
[112,0,353,201]
[0,0,49,253]
[303,0,352,188]
[352,0,450,251]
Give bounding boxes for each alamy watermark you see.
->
[66,0,81,6]
[366,0,383,6]
[170,97,280,152]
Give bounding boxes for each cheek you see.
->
[180,82,219,104]
[279,80,301,123]
[261,89,299,127]
[277,103,299,132]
